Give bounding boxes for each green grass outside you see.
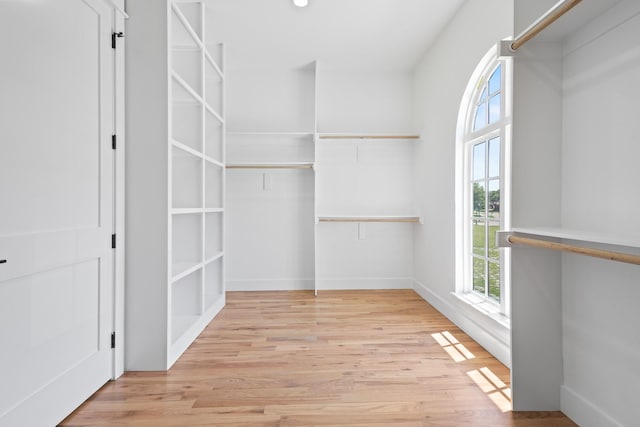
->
[472,222,500,301]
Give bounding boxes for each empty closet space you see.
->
[315,70,419,291]
[225,67,317,291]
[219,60,420,293]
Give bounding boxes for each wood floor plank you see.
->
[60,290,577,426]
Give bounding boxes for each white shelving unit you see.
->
[221,59,420,294]
[504,2,640,421]
[126,0,225,370]
[314,133,420,294]
[223,62,317,292]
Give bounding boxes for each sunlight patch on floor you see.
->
[431,331,476,362]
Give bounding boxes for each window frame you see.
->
[456,49,512,317]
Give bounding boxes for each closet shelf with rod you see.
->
[497,228,640,265]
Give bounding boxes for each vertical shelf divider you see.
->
[199,0,206,316]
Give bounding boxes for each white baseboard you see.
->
[226,277,413,291]
[316,277,412,290]
[226,278,314,291]
[412,279,511,367]
[561,385,622,427]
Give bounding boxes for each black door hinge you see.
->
[111,234,116,249]
[112,32,124,49]
[111,332,116,349]
[112,134,117,150]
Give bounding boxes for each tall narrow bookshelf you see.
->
[126,0,225,370]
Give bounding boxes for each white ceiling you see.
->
[204,0,465,71]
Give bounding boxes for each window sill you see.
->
[452,291,511,330]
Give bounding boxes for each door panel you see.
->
[0,0,114,425]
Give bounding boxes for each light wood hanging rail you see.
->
[226,164,313,169]
[507,235,640,266]
[318,135,420,140]
[510,0,582,51]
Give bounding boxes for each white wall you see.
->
[411,0,514,365]
[317,69,414,133]
[559,2,640,425]
[225,67,316,291]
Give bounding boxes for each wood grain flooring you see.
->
[60,290,577,426]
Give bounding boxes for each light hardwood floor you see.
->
[60,290,577,426]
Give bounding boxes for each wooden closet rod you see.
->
[507,235,640,266]
[510,0,582,50]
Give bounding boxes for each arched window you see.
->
[456,48,512,316]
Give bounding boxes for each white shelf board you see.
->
[170,314,199,344]
[172,139,203,158]
[205,103,224,124]
[171,261,202,283]
[172,208,223,215]
[508,227,640,250]
[317,215,421,223]
[226,162,313,169]
[227,131,314,136]
[172,71,204,105]
[204,155,224,168]
[204,251,224,265]
[317,133,420,140]
[204,50,224,80]
[172,208,203,215]
[168,297,225,367]
[171,2,204,49]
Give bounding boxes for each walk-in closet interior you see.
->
[122,1,640,426]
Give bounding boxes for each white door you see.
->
[0,1,114,426]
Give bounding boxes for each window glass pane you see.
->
[487,180,500,260]
[473,102,487,131]
[473,181,486,216]
[488,179,499,211]
[479,86,487,102]
[472,143,485,180]
[488,137,500,177]
[488,224,500,262]
[489,94,501,123]
[473,257,486,294]
[489,65,501,95]
[473,220,486,256]
[489,261,500,301]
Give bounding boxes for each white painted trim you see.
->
[226,279,315,291]
[112,0,126,380]
[317,277,412,291]
[561,385,622,427]
[412,279,511,367]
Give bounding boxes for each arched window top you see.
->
[471,64,502,132]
